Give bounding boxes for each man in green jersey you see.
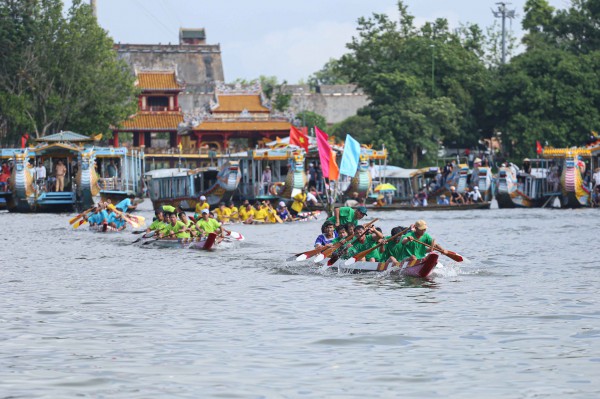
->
[196,208,231,236]
[344,224,384,262]
[159,213,190,239]
[327,205,367,227]
[146,210,166,233]
[399,220,447,264]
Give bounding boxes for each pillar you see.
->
[145,132,152,148]
[112,132,119,147]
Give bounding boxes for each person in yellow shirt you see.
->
[239,202,255,224]
[290,188,307,218]
[213,202,232,223]
[228,201,239,223]
[252,202,268,223]
[263,200,278,223]
[194,195,209,219]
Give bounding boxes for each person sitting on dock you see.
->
[399,220,447,265]
[437,194,450,205]
[314,221,338,248]
[115,193,137,213]
[449,186,464,205]
[194,195,209,220]
[327,205,367,227]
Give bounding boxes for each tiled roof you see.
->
[36,131,92,142]
[213,95,270,112]
[194,120,291,132]
[116,113,184,131]
[137,72,183,91]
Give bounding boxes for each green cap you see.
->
[162,205,176,213]
[356,206,368,215]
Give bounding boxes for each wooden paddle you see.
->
[133,230,155,244]
[312,219,380,263]
[289,218,379,262]
[69,207,94,225]
[344,227,410,266]
[107,204,140,228]
[73,218,88,229]
[408,237,464,262]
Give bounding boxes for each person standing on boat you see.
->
[115,194,137,213]
[471,186,482,203]
[194,195,209,220]
[399,220,447,264]
[314,221,338,248]
[327,205,367,227]
[290,188,307,218]
[54,160,67,192]
[261,165,272,195]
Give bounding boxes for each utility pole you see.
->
[492,2,516,64]
[90,0,97,18]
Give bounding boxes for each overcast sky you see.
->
[66,0,569,83]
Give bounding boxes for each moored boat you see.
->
[365,202,491,211]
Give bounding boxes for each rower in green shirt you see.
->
[344,224,384,261]
[327,206,368,227]
[195,209,231,236]
[146,210,167,233]
[398,219,447,265]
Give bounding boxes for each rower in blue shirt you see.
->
[115,193,137,213]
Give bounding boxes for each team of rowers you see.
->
[84,195,139,231]
[193,194,310,224]
[313,205,450,267]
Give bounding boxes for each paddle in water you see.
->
[408,237,464,262]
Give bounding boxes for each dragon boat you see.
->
[139,231,245,250]
[324,253,440,278]
[543,148,592,208]
[146,160,241,211]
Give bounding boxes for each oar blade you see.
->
[69,215,81,225]
[344,257,356,266]
[446,251,463,262]
[296,254,308,262]
[313,253,325,263]
[73,219,87,229]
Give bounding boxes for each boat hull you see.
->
[327,253,439,278]
[141,233,218,250]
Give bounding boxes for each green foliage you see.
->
[298,111,327,132]
[0,0,138,141]
[307,58,349,88]
[334,1,489,167]
[233,75,291,111]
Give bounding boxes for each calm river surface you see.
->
[1,202,599,398]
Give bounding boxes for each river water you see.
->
[1,202,599,398]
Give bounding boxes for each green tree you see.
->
[0,0,138,141]
[307,58,349,88]
[335,2,488,166]
[297,111,327,133]
[232,76,291,111]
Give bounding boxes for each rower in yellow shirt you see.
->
[239,201,255,224]
[252,202,268,223]
[228,201,239,223]
[194,195,209,219]
[213,202,232,223]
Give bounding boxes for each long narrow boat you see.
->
[365,202,491,211]
[141,233,218,250]
[324,253,440,278]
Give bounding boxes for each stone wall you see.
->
[285,84,370,125]
[116,43,224,112]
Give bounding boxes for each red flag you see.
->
[315,127,331,178]
[329,149,339,180]
[289,126,309,152]
[536,140,543,155]
[20,133,29,148]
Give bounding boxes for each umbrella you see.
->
[374,183,397,192]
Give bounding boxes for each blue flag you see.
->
[339,134,361,177]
